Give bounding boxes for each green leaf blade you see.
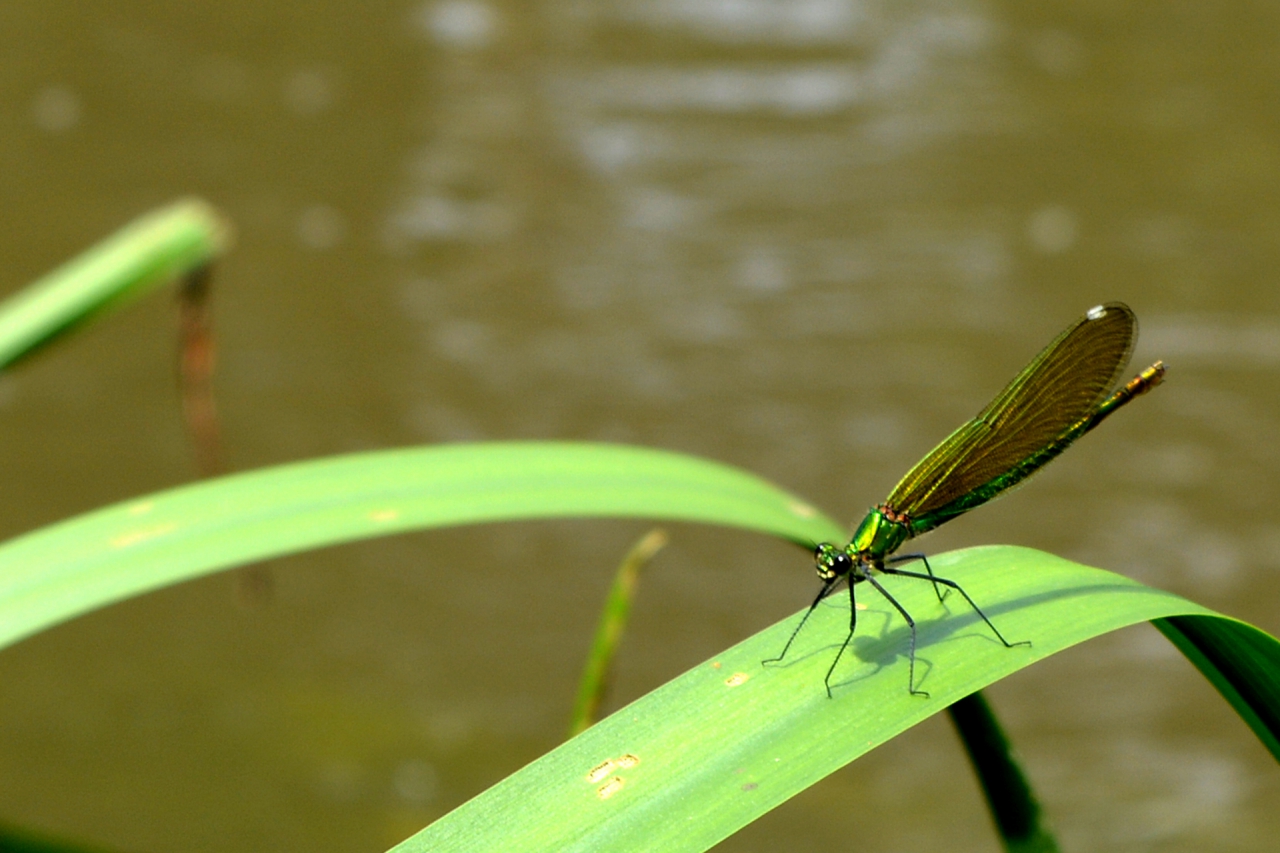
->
[0,198,230,369]
[1155,615,1280,760]
[0,441,843,651]
[392,547,1232,853]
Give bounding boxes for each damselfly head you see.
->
[814,543,853,581]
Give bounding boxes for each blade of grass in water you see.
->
[569,528,668,737]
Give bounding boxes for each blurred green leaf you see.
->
[0,198,230,369]
[948,691,1059,853]
[0,441,840,652]
[0,822,120,853]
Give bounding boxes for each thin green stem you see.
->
[568,528,668,736]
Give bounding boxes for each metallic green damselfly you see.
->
[768,302,1166,696]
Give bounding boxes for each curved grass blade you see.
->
[0,198,231,370]
[569,528,668,737]
[0,442,841,652]
[393,547,1277,853]
[1154,615,1280,758]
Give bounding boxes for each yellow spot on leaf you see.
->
[586,760,616,783]
[369,509,400,523]
[110,523,178,548]
[586,754,640,783]
[597,777,625,799]
[127,502,154,516]
[789,501,818,518]
[725,672,750,687]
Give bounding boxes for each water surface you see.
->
[1,2,1279,851]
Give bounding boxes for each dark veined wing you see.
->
[884,302,1136,519]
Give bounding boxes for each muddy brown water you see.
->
[1,3,1279,851]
